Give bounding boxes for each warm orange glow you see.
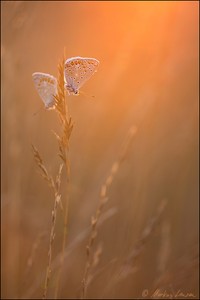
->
[1,1,199,299]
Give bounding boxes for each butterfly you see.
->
[32,57,99,109]
[32,72,57,109]
[64,56,99,95]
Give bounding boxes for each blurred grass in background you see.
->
[1,1,199,299]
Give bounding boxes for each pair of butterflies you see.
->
[32,56,99,109]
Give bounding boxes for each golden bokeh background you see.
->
[1,1,199,299]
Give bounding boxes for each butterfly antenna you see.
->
[80,90,95,99]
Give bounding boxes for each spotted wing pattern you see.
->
[64,57,99,95]
[32,72,57,109]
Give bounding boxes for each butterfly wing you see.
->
[64,57,99,94]
[32,72,57,109]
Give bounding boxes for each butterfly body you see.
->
[64,83,79,96]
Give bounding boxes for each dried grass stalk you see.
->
[101,198,168,297]
[53,57,74,299]
[81,125,138,299]
[31,144,54,188]
[31,145,63,210]
[32,140,64,300]
[157,220,171,275]
[53,58,73,179]
[43,192,61,300]
[118,199,168,280]
[23,231,47,285]
[22,208,118,300]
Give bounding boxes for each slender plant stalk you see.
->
[31,145,63,299]
[23,231,47,285]
[101,198,168,298]
[54,187,70,299]
[22,208,118,300]
[53,57,73,299]
[81,125,138,299]
[43,191,60,299]
[32,53,73,299]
